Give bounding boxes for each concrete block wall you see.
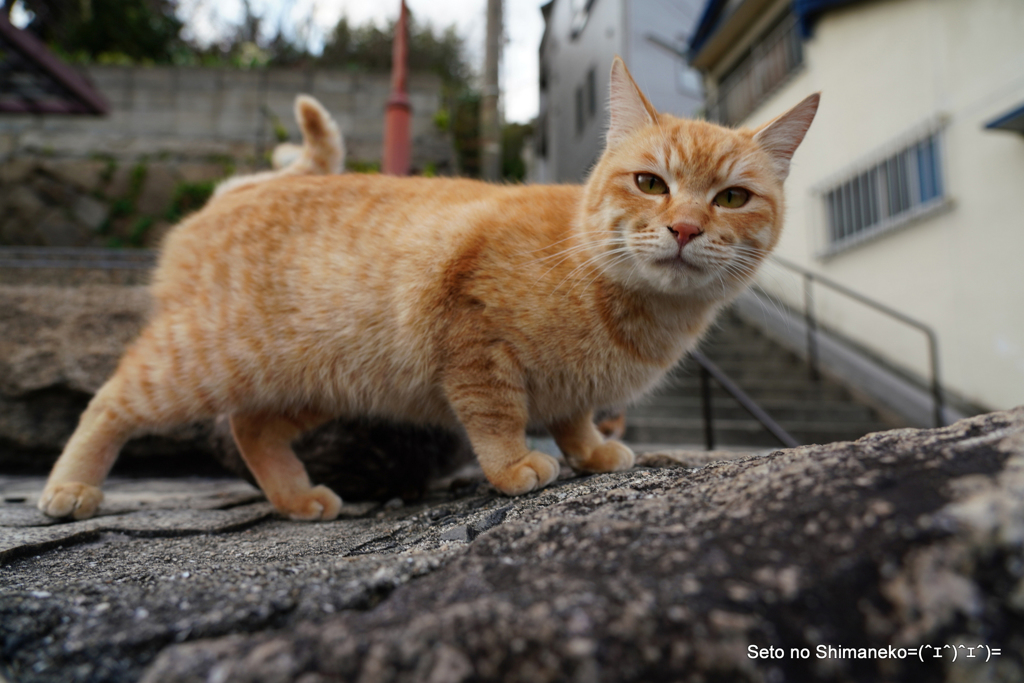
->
[0,65,454,249]
[0,65,453,170]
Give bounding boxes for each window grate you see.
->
[822,130,945,251]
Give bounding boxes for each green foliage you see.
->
[128,216,154,247]
[320,14,470,90]
[262,106,290,143]
[433,108,451,133]
[502,122,534,183]
[165,180,215,223]
[345,159,381,174]
[450,90,481,178]
[24,0,186,64]
[319,11,478,176]
[128,162,148,198]
[93,155,117,186]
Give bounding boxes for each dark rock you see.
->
[210,415,473,502]
[1,408,1021,683]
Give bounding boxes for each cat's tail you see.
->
[214,94,344,197]
[275,94,345,175]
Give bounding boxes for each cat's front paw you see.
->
[574,441,635,473]
[489,451,560,496]
[277,485,343,521]
[38,482,104,520]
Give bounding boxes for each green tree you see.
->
[320,14,470,90]
[502,122,533,183]
[320,12,480,176]
[20,0,186,64]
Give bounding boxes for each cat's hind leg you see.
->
[548,411,635,474]
[229,412,342,521]
[38,325,207,519]
[37,378,136,519]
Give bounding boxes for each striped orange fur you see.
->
[39,58,819,521]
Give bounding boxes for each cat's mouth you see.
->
[653,253,704,272]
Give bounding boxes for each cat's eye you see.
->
[713,187,750,208]
[635,173,669,195]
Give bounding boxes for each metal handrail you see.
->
[691,350,799,450]
[764,255,945,428]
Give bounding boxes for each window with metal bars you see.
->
[823,130,945,251]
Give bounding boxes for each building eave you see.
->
[689,0,780,71]
[0,13,108,116]
[689,0,866,71]
[985,102,1024,135]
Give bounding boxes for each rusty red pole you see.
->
[382,0,411,175]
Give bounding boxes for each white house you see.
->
[689,0,1024,420]
[535,0,705,182]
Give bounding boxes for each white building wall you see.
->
[540,0,625,182]
[625,0,704,118]
[538,0,703,182]
[738,0,1024,411]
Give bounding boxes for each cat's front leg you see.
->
[443,346,559,496]
[548,411,635,474]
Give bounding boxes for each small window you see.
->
[822,129,946,252]
[586,67,597,118]
[575,86,585,136]
[570,0,596,39]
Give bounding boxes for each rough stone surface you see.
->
[1,409,1022,683]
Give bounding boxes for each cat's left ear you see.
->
[606,56,660,148]
[753,93,820,180]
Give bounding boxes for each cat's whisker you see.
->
[532,240,631,284]
[571,251,638,294]
[525,235,627,262]
[558,248,634,293]
[514,233,581,256]
[555,247,634,293]
[524,236,628,273]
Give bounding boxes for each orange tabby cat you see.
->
[38,58,818,521]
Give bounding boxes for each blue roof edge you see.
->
[985,102,1024,134]
[689,0,865,64]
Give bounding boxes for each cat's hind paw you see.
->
[489,451,560,496]
[38,482,104,520]
[278,485,343,521]
[574,441,635,473]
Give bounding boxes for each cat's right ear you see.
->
[607,56,659,148]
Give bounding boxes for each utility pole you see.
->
[382,0,411,176]
[480,0,502,181]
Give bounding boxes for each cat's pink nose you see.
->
[668,222,702,248]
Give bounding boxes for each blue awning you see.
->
[985,103,1024,135]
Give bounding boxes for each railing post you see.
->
[927,332,945,428]
[700,364,715,450]
[803,272,820,380]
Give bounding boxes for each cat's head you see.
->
[580,57,819,299]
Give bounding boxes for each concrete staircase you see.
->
[624,307,896,449]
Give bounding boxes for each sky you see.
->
[176,0,547,124]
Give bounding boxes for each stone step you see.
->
[628,396,877,423]
[624,417,887,447]
[650,377,852,401]
[624,307,897,447]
